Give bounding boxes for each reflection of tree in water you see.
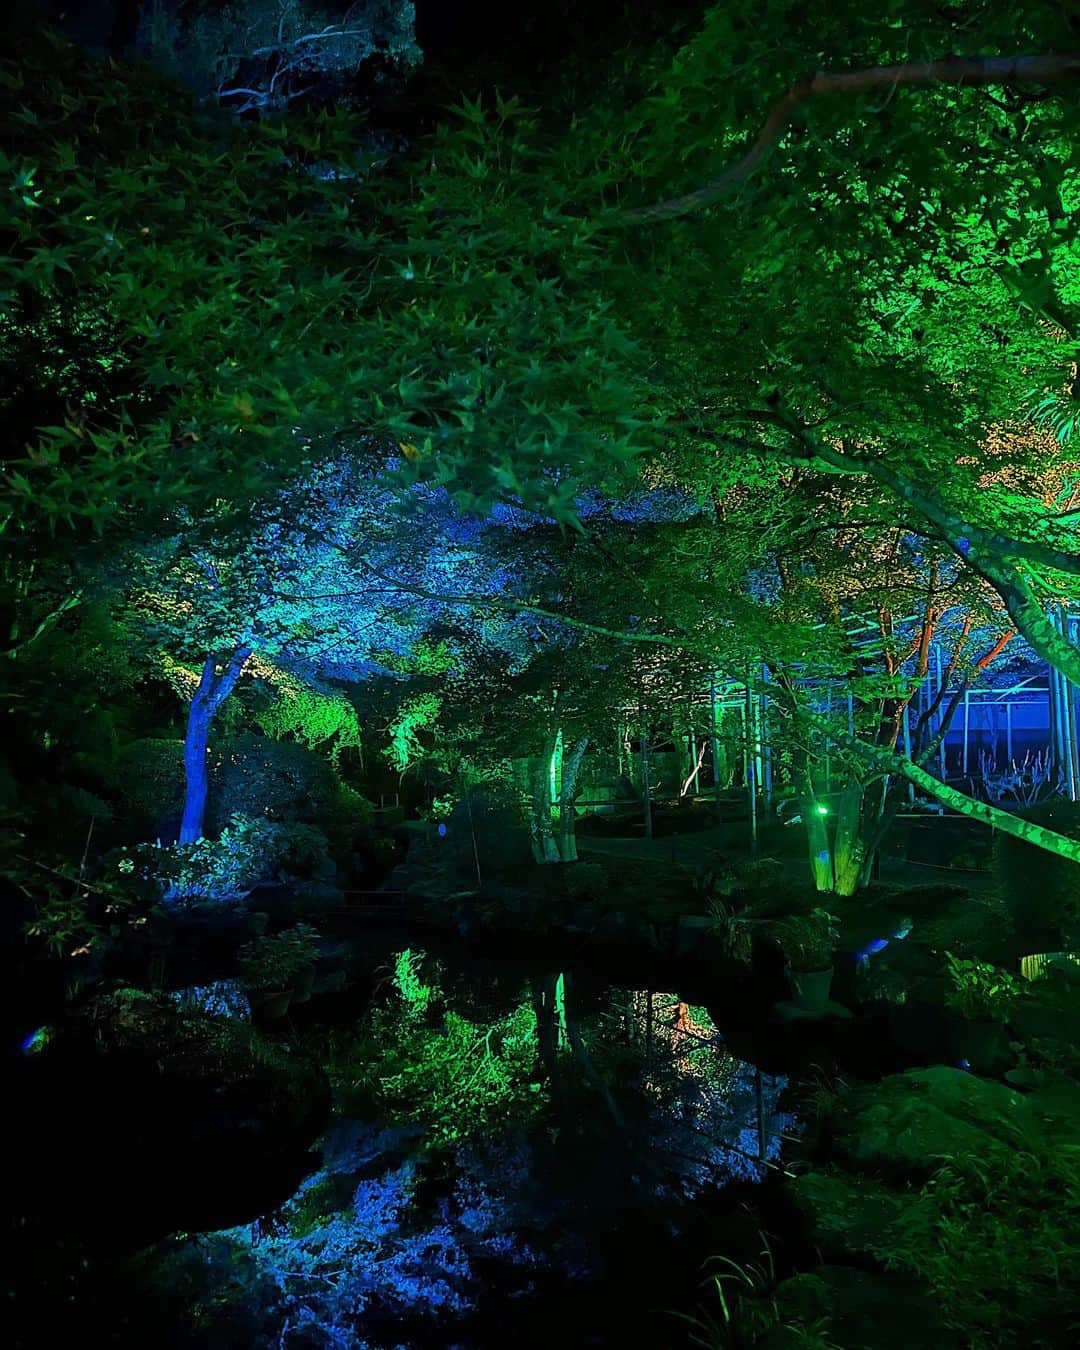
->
[143,960,797,1345]
[614,991,797,1198]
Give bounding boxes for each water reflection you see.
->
[148,951,798,1347]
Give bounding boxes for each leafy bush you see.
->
[108,737,186,836]
[993,801,1080,951]
[944,953,1025,1021]
[239,924,319,991]
[209,735,335,832]
[135,814,334,903]
[769,909,839,972]
[564,861,608,901]
[323,781,375,863]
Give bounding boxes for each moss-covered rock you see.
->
[788,1169,908,1261]
[771,1267,952,1350]
[826,1065,1038,1176]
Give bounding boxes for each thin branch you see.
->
[622,51,1080,221]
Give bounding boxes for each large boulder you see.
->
[825,1065,1037,1177]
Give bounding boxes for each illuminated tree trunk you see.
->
[830,779,884,896]
[529,731,560,863]
[531,972,566,1081]
[800,789,835,892]
[807,713,1080,866]
[178,647,250,844]
[557,736,589,862]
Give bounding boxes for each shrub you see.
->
[208,735,334,831]
[944,954,1025,1021]
[323,781,375,864]
[239,924,319,991]
[564,862,608,901]
[874,1144,1080,1347]
[137,814,334,903]
[769,909,839,972]
[109,737,186,836]
[993,800,1080,951]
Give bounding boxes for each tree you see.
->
[125,453,519,842]
[135,0,421,114]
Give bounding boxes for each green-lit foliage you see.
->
[254,674,362,768]
[239,922,319,990]
[944,954,1025,1022]
[323,950,543,1147]
[0,18,647,545]
[876,1145,1080,1347]
[384,692,441,773]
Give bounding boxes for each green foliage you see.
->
[107,738,187,836]
[374,1000,541,1146]
[209,735,335,831]
[944,953,1025,1022]
[874,1145,1080,1347]
[769,909,839,972]
[239,923,319,990]
[22,861,144,959]
[137,812,333,902]
[324,950,542,1147]
[383,692,441,774]
[254,683,362,769]
[392,947,433,1015]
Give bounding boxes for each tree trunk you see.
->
[557,736,589,862]
[800,790,835,892]
[529,732,560,863]
[179,695,213,844]
[177,648,250,845]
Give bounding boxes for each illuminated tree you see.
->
[128,453,517,842]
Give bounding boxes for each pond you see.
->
[137,937,801,1349]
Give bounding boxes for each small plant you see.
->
[944,953,1024,1021]
[709,899,756,963]
[772,909,838,972]
[674,1233,839,1348]
[392,948,433,1015]
[239,923,319,991]
[979,749,1062,807]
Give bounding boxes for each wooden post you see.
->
[901,703,915,803]
[1005,700,1013,764]
[755,1065,766,1163]
[760,663,773,809]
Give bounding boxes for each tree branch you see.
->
[622,51,1080,221]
